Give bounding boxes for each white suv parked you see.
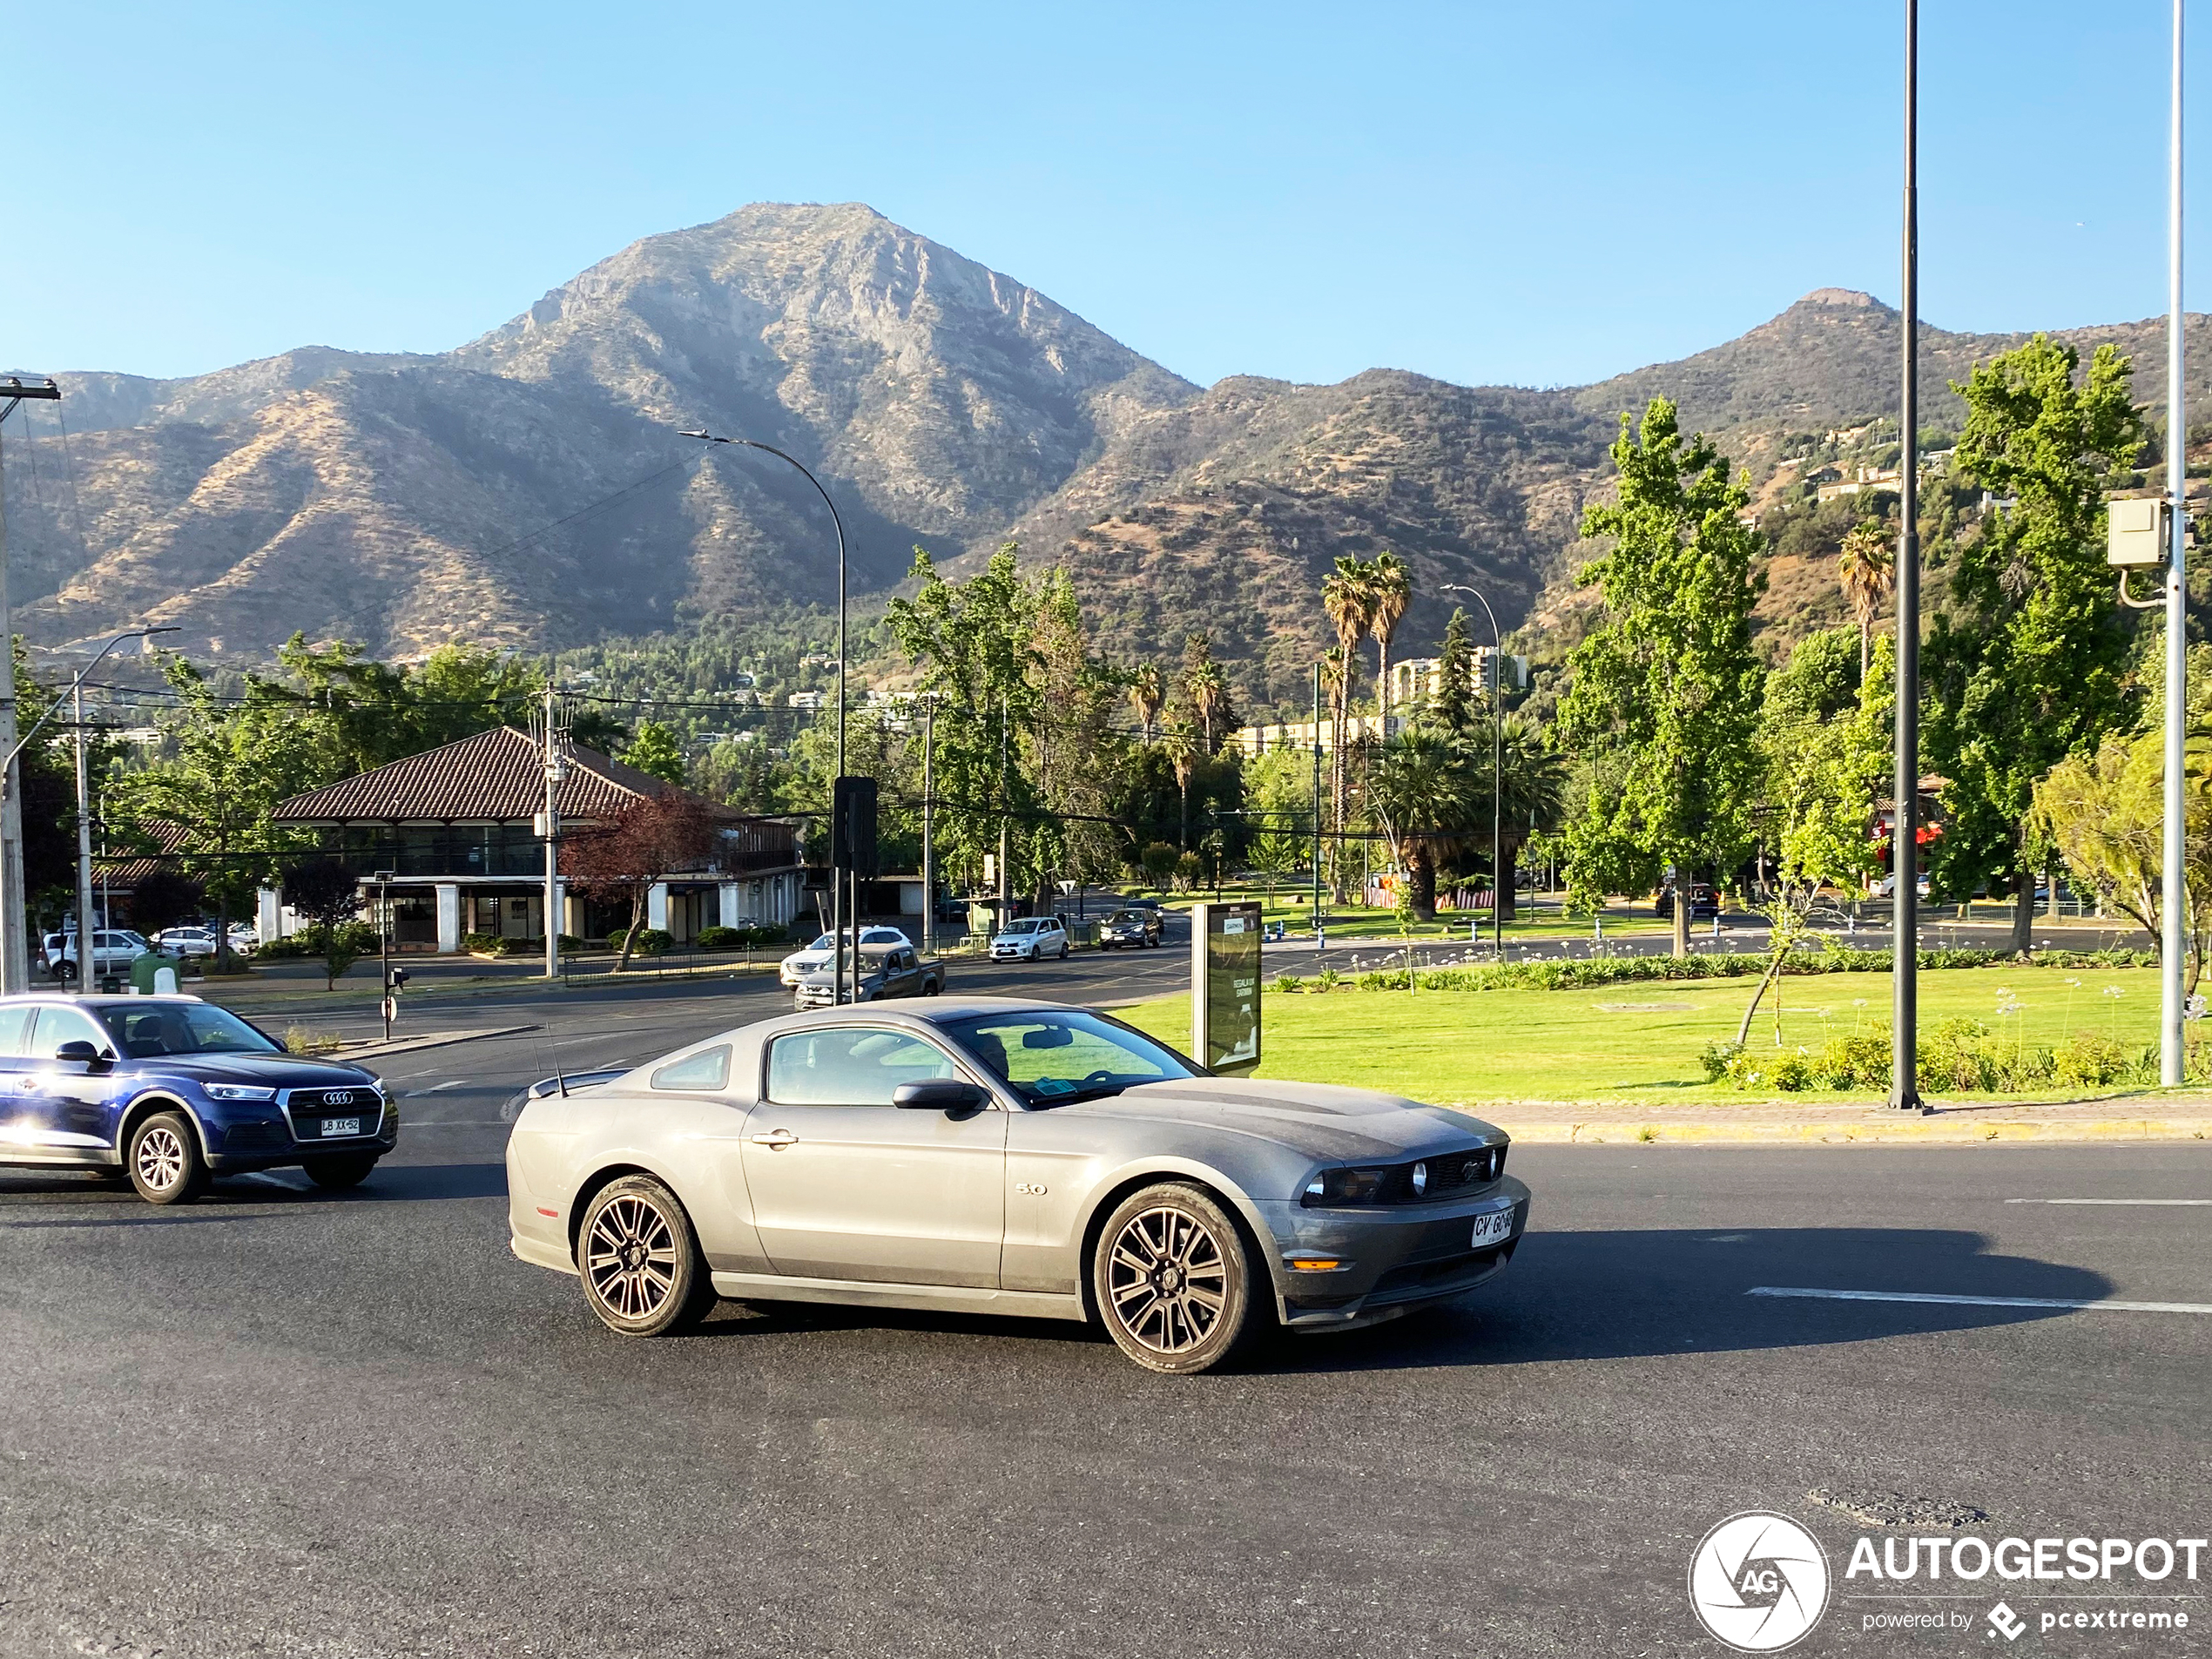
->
[990,916,1069,961]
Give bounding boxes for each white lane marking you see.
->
[1748,1286,2212,1315]
[239,1171,308,1190]
[2004,1198,2212,1206]
[406,1080,469,1095]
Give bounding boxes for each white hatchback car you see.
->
[779,926,913,986]
[990,916,1069,961]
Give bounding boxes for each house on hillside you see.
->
[265,727,805,952]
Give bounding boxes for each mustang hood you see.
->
[1065,1077,1501,1163]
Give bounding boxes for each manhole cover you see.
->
[1808,1488,1989,1529]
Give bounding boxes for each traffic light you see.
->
[385,966,410,995]
[832,775,879,877]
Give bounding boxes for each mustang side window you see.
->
[650,1045,732,1092]
[765,1028,959,1106]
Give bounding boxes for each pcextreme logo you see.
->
[1689,1512,1832,1653]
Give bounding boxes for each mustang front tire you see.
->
[128,1110,209,1205]
[577,1175,715,1337]
[1093,1182,1266,1375]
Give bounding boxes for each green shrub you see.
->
[632,928,673,958]
[1698,1040,1742,1082]
[1273,974,1303,995]
[696,926,742,949]
[2051,1033,2134,1087]
[462,932,502,954]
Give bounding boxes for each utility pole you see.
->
[538,679,568,981]
[1890,0,1926,1112]
[997,694,1011,925]
[0,377,60,995]
[74,678,94,993]
[2163,0,2189,1085]
[1311,663,1324,934]
[921,694,936,954]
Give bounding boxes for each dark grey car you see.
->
[507,997,1531,1374]
[792,945,944,1011]
[1098,907,1165,949]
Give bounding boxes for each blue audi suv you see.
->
[0,995,398,1204]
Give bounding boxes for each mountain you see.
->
[6,204,2209,710]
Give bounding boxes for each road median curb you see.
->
[334,1025,540,1060]
[1495,1114,2212,1146]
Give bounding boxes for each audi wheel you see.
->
[1092,1182,1265,1375]
[577,1175,714,1337]
[128,1110,209,1206]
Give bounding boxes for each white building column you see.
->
[435,884,462,954]
[257,886,283,943]
[718,881,742,926]
[646,882,670,932]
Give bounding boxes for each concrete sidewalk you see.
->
[1478,1092,2212,1145]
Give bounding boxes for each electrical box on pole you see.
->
[2108,496,2179,568]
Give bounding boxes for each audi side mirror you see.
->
[892,1079,988,1113]
[53,1040,107,1069]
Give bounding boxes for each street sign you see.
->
[832,775,880,877]
[1190,900,1262,1075]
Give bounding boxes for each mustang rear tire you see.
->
[303,1154,380,1190]
[128,1110,209,1205]
[577,1175,715,1337]
[1092,1182,1266,1375]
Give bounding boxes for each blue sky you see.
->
[5,2,2202,389]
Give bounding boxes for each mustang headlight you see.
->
[204,1083,277,1102]
[1301,1166,1392,1206]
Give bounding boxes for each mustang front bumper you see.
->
[1255,1175,1532,1331]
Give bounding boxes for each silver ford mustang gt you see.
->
[506,997,1531,1374]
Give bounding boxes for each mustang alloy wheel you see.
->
[127,1110,208,1206]
[577,1175,714,1337]
[1093,1182,1264,1374]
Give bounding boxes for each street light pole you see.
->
[1442,584,1505,956]
[680,429,848,1002]
[0,378,61,994]
[2163,0,2189,1086]
[1891,0,1927,1111]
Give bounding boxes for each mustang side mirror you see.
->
[53,1040,108,1070]
[893,1079,988,1113]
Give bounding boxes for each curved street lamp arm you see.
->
[3,626,180,777]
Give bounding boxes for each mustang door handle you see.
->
[751,1130,799,1149]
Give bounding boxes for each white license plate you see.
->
[321,1116,361,1137]
[1471,1207,1515,1249]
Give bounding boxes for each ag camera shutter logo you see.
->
[1689,1512,1831,1651]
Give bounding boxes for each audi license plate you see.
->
[1471,1207,1515,1249]
[321,1116,361,1137]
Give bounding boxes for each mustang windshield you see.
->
[941,1009,1200,1106]
[97,1002,282,1058]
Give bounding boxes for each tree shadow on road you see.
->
[1253,1225,2115,1375]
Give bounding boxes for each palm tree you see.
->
[1836,520,1897,678]
[1320,556,1376,842]
[1162,719,1199,848]
[1367,551,1412,723]
[1366,727,1485,921]
[1127,663,1164,745]
[1318,645,1352,896]
[1480,713,1568,921]
[1187,662,1228,752]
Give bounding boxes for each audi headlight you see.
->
[1301,1166,1392,1206]
[204,1083,276,1102]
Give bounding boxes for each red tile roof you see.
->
[271,726,727,825]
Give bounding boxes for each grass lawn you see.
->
[1109,963,2168,1106]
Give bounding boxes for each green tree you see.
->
[1556,399,1768,956]
[282,856,366,990]
[1244,740,1316,875]
[1471,712,1569,921]
[622,719,687,786]
[1925,334,2146,952]
[1430,607,1478,734]
[1366,727,1486,921]
[1367,551,1412,719]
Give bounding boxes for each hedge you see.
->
[1269,946,2159,996]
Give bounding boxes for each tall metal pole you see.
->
[74,678,93,994]
[921,695,935,954]
[679,432,847,1001]
[541,680,565,981]
[0,382,59,995]
[1891,0,1926,1111]
[1311,662,1324,934]
[2164,0,2190,1085]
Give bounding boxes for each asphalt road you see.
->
[1,974,2207,1657]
